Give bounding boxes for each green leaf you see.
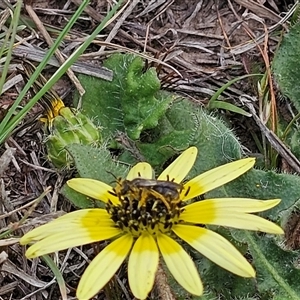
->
[42,255,67,300]
[272,22,300,111]
[247,233,300,300]
[74,54,173,141]
[66,143,129,180]
[135,99,242,174]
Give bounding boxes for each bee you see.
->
[113,177,184,209]
[22,60,65,129]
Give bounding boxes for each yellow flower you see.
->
[20,147,283,300]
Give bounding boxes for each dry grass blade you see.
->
[0,237,20,246]
[232,0,281,22]
[1,259,48,287]
[12,45,113,80]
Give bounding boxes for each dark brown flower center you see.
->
[106,178,186,237]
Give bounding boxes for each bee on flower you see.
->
[112,176,184,209]
[20,147,283,299]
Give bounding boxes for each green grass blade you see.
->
[0,0,22,94]
[208,73,263,114]
[209,100,252,116]
[42,255,67,300]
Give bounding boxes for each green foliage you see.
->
[0,0,21,100]
[271,22,300,160]
[42,255,67,299]
[290,3,300,27]
[64,99,242,183]
[74,54,174,141]
[0,0,90,144]
[272,22,300,111]
[247,233,300,300]
[288,128,300,160]
[134,99,242,173]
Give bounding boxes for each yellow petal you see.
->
[21,209,122,258]
[77,234,133,300]
[209,213,283,234]
[181,200,283,234]
[184,198,281,214]
[25,227,121,258]
[67,178,119,205]
[182,157,255,200]
[128,232,159,299]
[173,225,255,277]
[126,162,153,180]
[20,209,114,244]
[156,233,203,296]
[158,147,198,182]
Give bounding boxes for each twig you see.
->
[98,0,133,53]
[155,263,176,300]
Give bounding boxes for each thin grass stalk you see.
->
[42,254,68,300]
[0,0,21,94]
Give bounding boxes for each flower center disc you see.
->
[107,179,185,237]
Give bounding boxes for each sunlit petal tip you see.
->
[25,249,38,259]
[262,221,284,235]
[20,235,33,245]
[243,156,255,165]
[227,259,256,278]
[224,157,256,174]
[158,146,198,183]
[241,264,256,278]
[263,198,281,208]
[126,162,153,180]
[67,178,119,204]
